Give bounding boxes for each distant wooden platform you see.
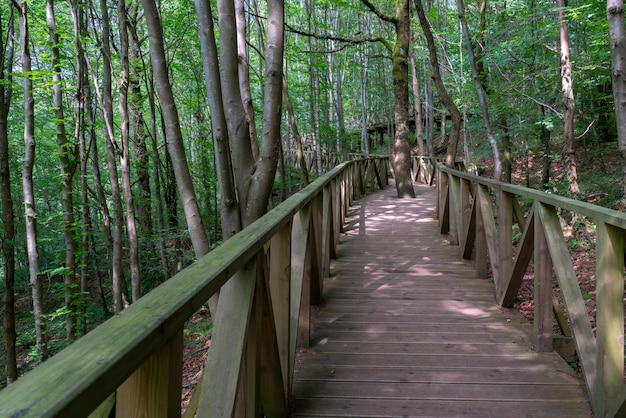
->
[291,182,592,417]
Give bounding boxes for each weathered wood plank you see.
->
[595,221,625,415]
[537,203,597,403]
[293,398,590,418]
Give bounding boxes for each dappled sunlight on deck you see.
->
[292,181,592,418]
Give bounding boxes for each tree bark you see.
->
[47,0,78,338]
[456,0,501,180]
[195,0,242,240]
[558,0,579,195]
[99,0,125,314]
[118,0,141,302]
[361,0,415,198]
[129,6,152,234]
[142,0,211,258]
[283,76,310,185]
[235,0,259,161]
[0,6,17,384]
[608,0,626,196]
[410,50,425,156]
[414,0,461,167]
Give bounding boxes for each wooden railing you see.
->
[0,157,389,417]
[425,157,625,418]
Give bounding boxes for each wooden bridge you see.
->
[0,157,623,417]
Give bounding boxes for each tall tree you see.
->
[18,0,48,361]
[558,0,580,195]
[414,0,461,167]
[46,0,79,339]
[118,0,141,301]
[608,0,626,196]
[361,0,415,198]
[0,5,17,384]
[99,0,125,313]
[141,0,213,310]
[456,0,501,180]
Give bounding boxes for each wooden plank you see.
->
[269,222,291,397]
[290,204,312,386]
[116,329,183,418]
[477,184,500,282]
[462,190,477,260]
[499,189,514,302]
[448,174,461,245]
[198,259,257,417]
[537,203,597,404]
[595,221,625,416]
[293,398,590,418]
[534,204,553,353]
[500,210,535,307]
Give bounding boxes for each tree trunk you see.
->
[558,0,579,195]
[456,0,501,180]
[235,0,259,161]
[70,0,90,335]
[608,0,626,196]
[118,0,141,302]
[47,0,78,338]
[410,50,425,157]
[99,0,125,314]
[361,0,415,198]
[142,0,211,258]
[244,0,284,222]
[195,0,242,241]
[414,0,461,167]
[283,76,310,185]
[129,6,152,234]
[0,6,17,384]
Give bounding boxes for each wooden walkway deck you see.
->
[291,183,592,417]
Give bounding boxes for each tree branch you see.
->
[360,0,397,25]
[285,22,392,52]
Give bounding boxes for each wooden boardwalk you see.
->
[292,183,592,417]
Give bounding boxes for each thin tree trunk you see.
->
[142,0,211,257]
[70,0,90,335]
[235,0,259,160]
[0,6,17,384]
[195,0,242,240]
[129,6,152,234]
[47,0,78,338]
[118,0,141,302]
[414,0,461,167]
[99,0,125,314]
[607,0,626,196]
[283,76,310,185]
[410,50,425,156]
[456,0,501,180]
[558,0,579,195]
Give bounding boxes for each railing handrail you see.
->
[0,157,390,417]
[428,158,625,418]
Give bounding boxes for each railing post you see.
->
[269,222,292,400]
[596,221,624,416]
[289,204,312,386]
[533,203,553,353]
[475,184,488,279]
[498,189,513,303]
[448,174,461,246]
[116,328,183,418]
[460,178,472,251]
[310,194,324,304]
